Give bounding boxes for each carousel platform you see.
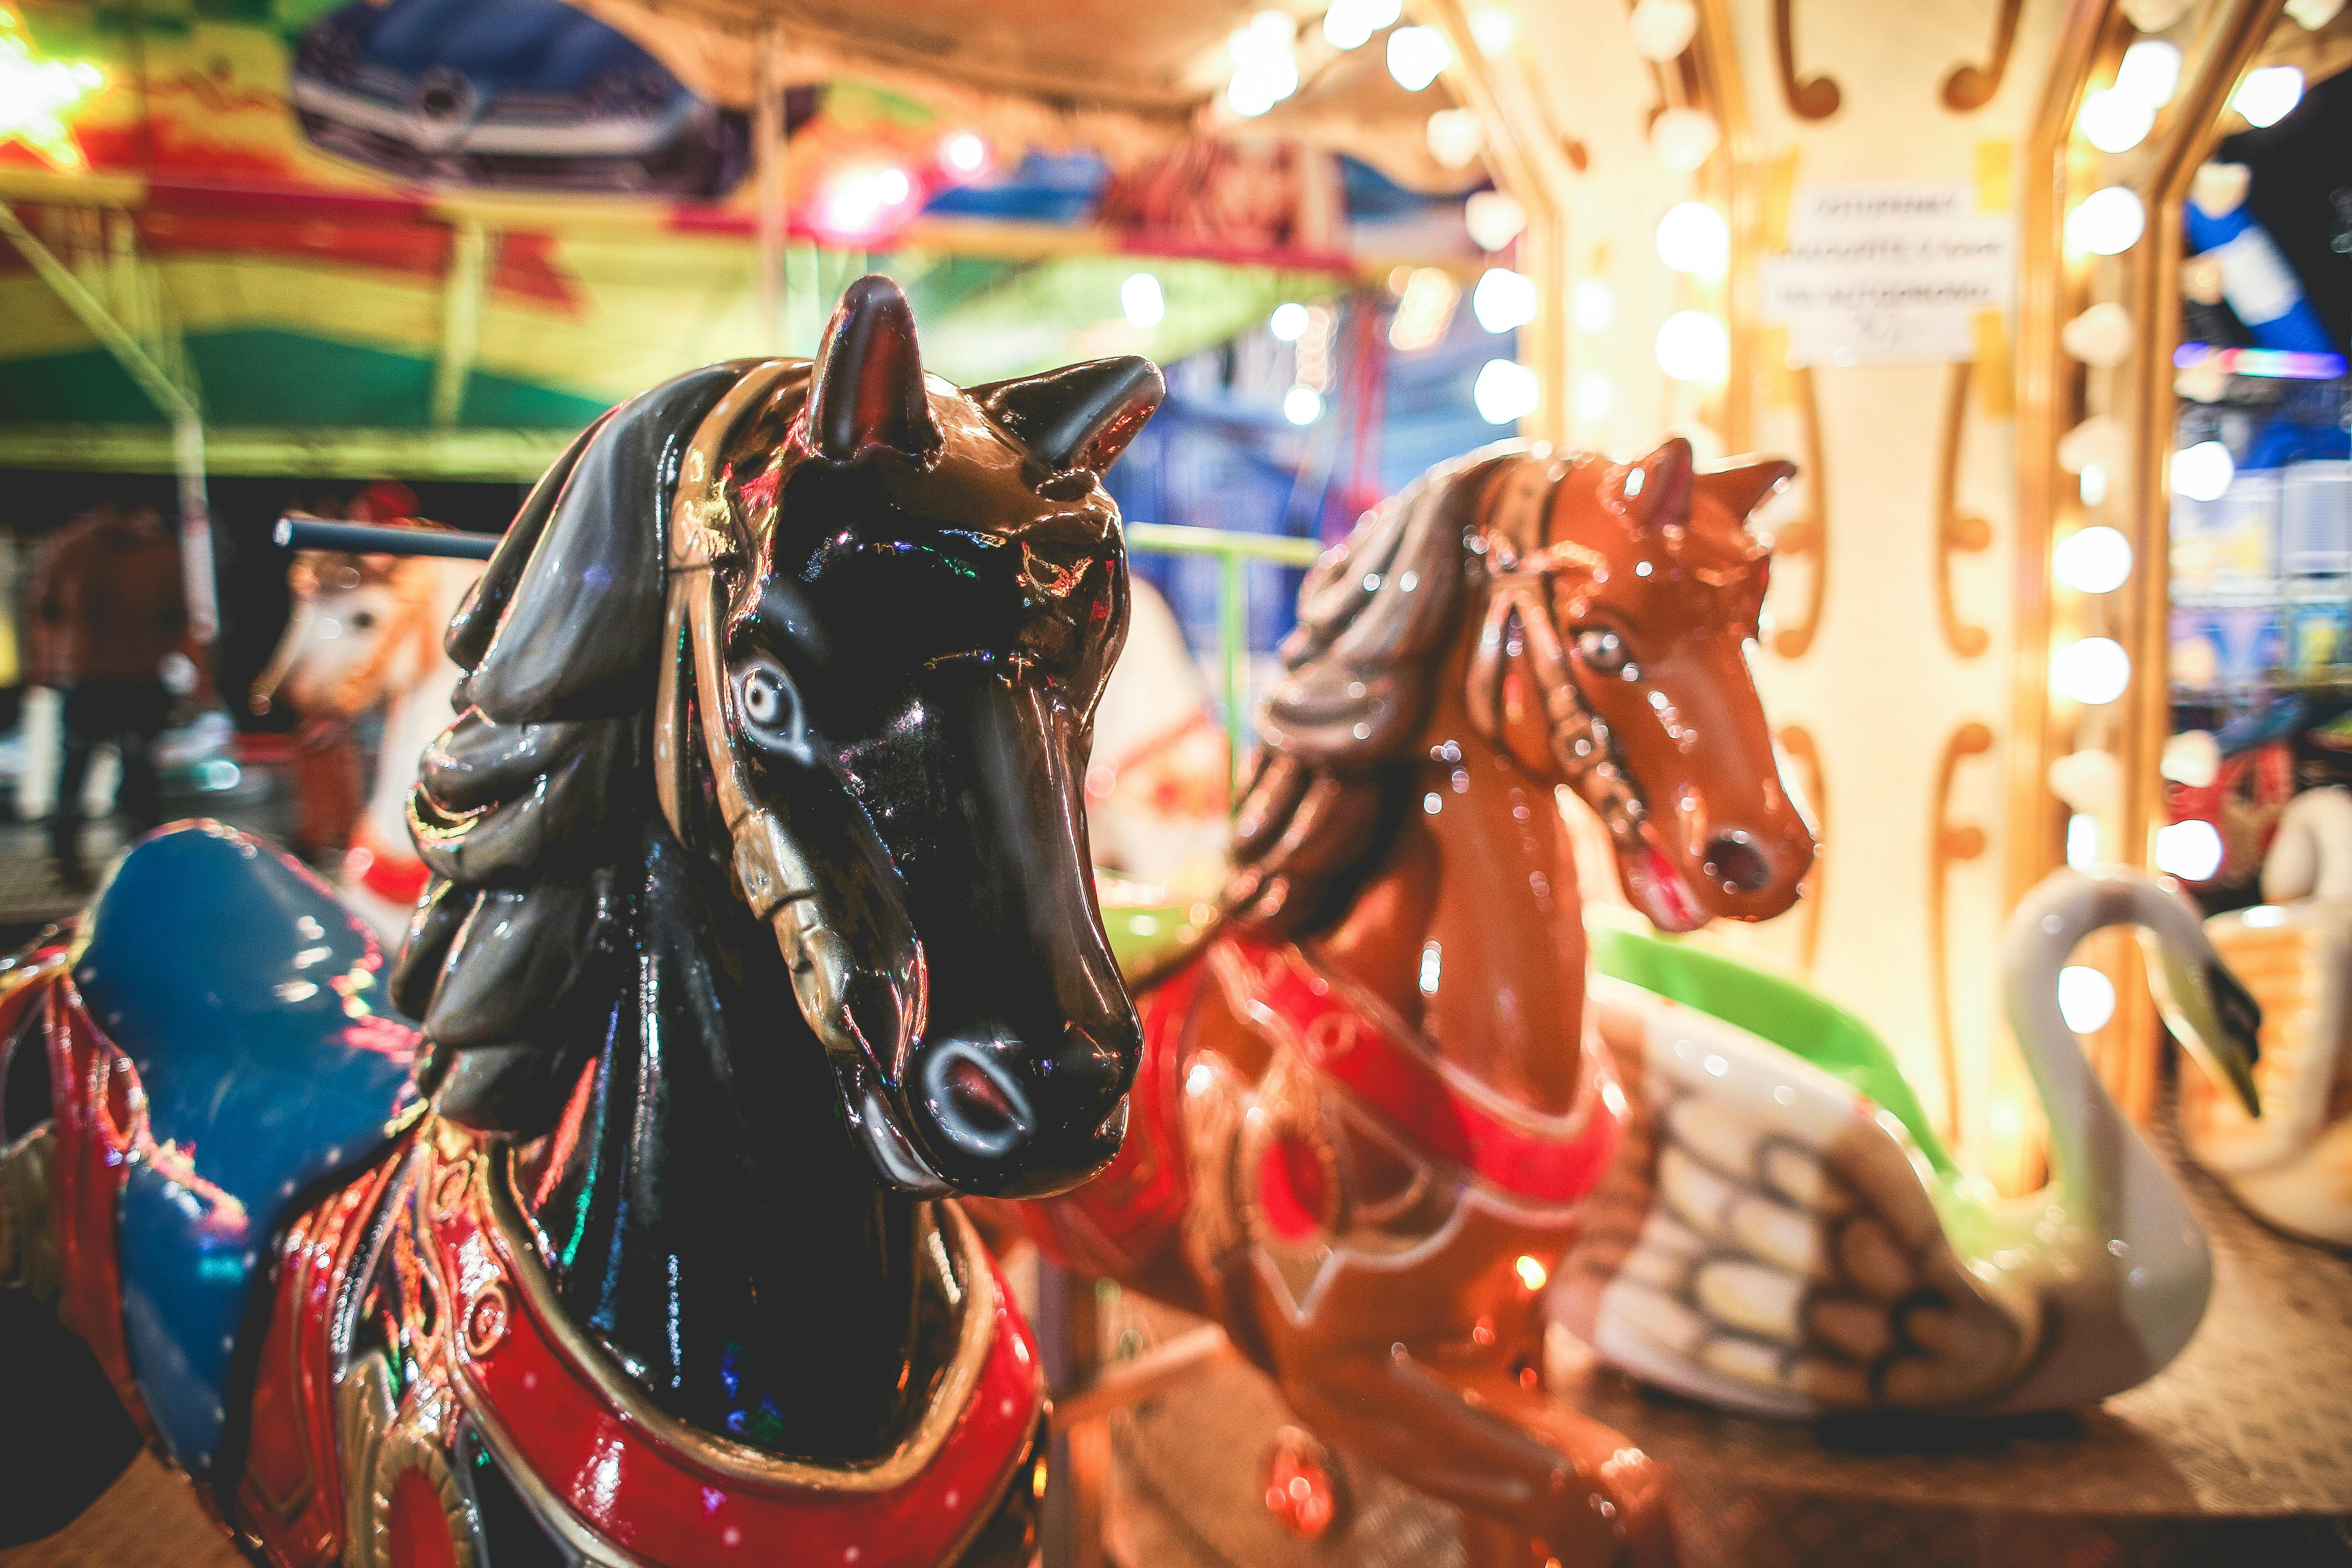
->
[1088,1122,2352,1568]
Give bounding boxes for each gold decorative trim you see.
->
[1935,361,1993,659]
[481,1148,1002,1494]
[1771,0,1842,120]
[1941,0,2027,111]
[1930,722,1996,1141]
[1775,725,1826,974]
[1768,368,1828,659]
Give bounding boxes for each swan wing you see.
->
[1557,977,2037,1417]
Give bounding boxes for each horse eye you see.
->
[739,667,785,728]
[1575,628,1629,675]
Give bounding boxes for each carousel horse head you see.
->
[1229,435,1813,934]
[251,543,477,720]
[396,274,1164,1198]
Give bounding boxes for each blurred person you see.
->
[34,501,187,886]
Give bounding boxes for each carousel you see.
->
[0,0,2349,1566]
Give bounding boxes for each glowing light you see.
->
[1226,11,1301,117]
[1389,267,1460,351]
[2058,414,2122,474]
[1470,5,1518,57]
[1570,278,1615,333]
[2066,186,2145,255]
[818,163,922,238]
[1323,0,1401,50]
[2078,88,2154,153]
[2154,818,2225,882]
[1655,201,1729,275]
[1654,311,1729,383]
[2052,637,2132,705]
[0,17,105,169]
[1472,267,1538,333]
[1426,107,1483,169]
[2062,301,2134,366]
[1650,106,1719,172]
[1474,359,1541,425]
[1121,272,1166,329]
[2115,40,2182,107]
[2067,813,2100,867]
[1465,190,1528,251]
[1514,1254,1550,1291]
[1573,372,1615,424]
[2080,462,2110,505]
[2058,966,2118,1033]
[1283,384,1325,425]
[940,130,989,176]
[2171,439,2234,502]
[2054,525,2133,593]
[2233,65,2304,128]
[1387,25,1451,91]
[1627,0,1699,61]
[1270,301,1311,341]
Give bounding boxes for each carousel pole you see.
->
[755,21,791,353]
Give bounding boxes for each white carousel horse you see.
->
[1555,864,2262,1417]
[2196,785,2352,1247]
[1085,576,1229,896]
[252,543,481,941]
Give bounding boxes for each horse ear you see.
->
[805,274,942,464]
[1611,437,1697,531]
[1697,457,1798,523]
[969,356,1165,474]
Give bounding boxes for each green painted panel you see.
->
[0,346,166,425]
[457,370,608,432]
[187,329,434,428]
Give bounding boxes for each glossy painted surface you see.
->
[2195,785,2352,1247]
[1561,866,2261,1417]
[1023,437,1809,1567]
[70,821,420,1475]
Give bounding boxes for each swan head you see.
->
[2136,882,2263,1120]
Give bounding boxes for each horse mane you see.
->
[391,364,755,1130]
[1222,445,1514,935]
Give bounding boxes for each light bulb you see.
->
[2171,439,2234,502]
[2233,65,2304,128]
[1122,272,1166,329]
[2054,524,2133,593]
[1426,108,1483,169]
[1655,201,1729,275]
[940,131,989,175]
[2115,40,2182,107]
[2078,88,2154,153]
[2061,301,2134,365]
[2067,813,2100,868]
[2080,462,2110,505]
[1468,5,1517,58]
[2058,415,2122,474]
[1283,384,1324,425]
[1474,359,1541,424]
[1654,310,1729,382]
[1472,267,1539,333]
[2154,818,2225,882]
[2051,636,2132,704]
[2058,965,2118,1033]
[1650,106,1719,172]
[1388,26,1450,91]
[1573,372,1615,423]
[1570,278,1615,333]
[1465,190,1527,251]
[1322,0,1401,50]
[1626,0,1698,61]
[2066,186,2145,255]
[1270,301,1310,341]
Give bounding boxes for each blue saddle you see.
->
[71,822,422,1479]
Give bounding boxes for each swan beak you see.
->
[2202,957,2263,1119]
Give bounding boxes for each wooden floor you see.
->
[0,1458,243,1568]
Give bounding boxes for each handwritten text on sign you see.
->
[1759,184,2014,366]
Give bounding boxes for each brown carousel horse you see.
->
[1015,437,1814,1566]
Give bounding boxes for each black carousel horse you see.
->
[0,275,1163,1566]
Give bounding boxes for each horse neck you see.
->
[514,821,937,1462]
[1310,682,1589,1118]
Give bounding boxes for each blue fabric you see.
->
[72,823,421,1479]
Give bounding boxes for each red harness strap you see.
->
[1215,932,1626,1209]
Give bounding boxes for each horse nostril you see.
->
[1703,832,1773,895]
[922,1042,1033,1159]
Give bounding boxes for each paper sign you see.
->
[1759,184,2016,366]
